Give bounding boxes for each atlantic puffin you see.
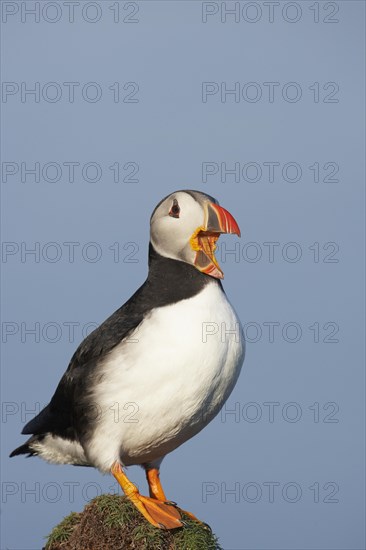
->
[10,190,245,529]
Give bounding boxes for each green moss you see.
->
[94,493,137,528]
[45,494,222,550]
[45,512,80,547]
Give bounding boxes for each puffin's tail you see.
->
[9,436,39,458]
[10,404,51,458]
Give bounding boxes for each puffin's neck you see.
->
[146,243,221,302]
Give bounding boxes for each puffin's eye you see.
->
[169,199,180,218]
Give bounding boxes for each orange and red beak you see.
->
[190,202,241,279]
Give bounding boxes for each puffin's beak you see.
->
[190,202,241,279]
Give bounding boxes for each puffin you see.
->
[10,190,245,529]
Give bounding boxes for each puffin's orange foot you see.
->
[144,467,208,529]
[136,494,183,529]
[112,462,183,529]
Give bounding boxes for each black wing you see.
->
[20,282,150,441]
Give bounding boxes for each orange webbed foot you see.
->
[112,462,183,530]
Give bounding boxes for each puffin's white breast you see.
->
[87,282,245,472]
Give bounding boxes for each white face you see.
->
[150,191,206,265]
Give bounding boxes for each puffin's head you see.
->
[150,190,240,279]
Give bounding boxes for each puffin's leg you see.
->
[145,467,167,500]
[145,466,205,525]
[111,462,182,529]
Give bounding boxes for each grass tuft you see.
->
[45,494,222,550]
